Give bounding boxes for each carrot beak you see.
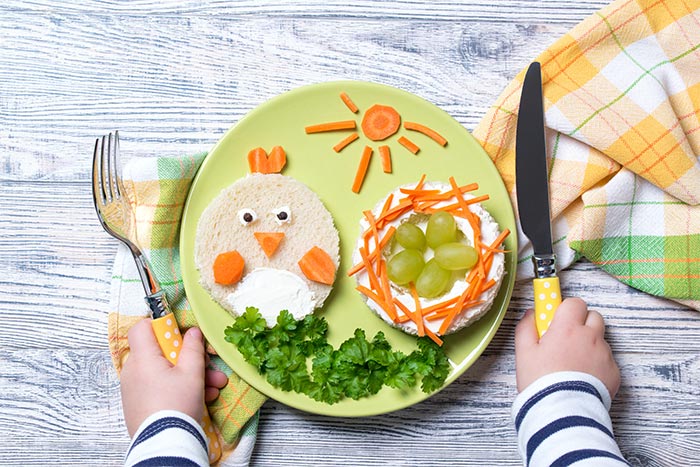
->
[254,232,285,258]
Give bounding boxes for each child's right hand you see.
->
[515,297,620,398]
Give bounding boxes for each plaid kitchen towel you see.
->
[108,154,266,466]
[473,0,700,311]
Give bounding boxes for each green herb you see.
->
[224,307,451,404]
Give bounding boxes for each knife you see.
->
[515,62,562,337]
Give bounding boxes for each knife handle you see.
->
[151,315,222,464]
[533,276,562,338]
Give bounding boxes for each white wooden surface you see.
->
[1,1,699,465]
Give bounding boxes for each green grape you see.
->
[395,222,426,251]
[434,243,478,271]
[425,211,457,249]
[415,259,451,298]
[387,249,425,285]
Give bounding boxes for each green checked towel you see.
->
[474,0,700,310]
[108,154,266,466]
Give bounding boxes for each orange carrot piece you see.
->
[404,121,448,146]
[377,259,398,321]
[421,296,460,316]
[298,246,336,285]
[340,92,359,113]
[254,232,285,258]
[489,228,510,251]
[352,146,373,193]
[213,250,245,285]
[399,188,441,196]
[247,147,268,173]
[359,246,383,298]
[347,226,396,276]
[409,283,425,337]
[267,146,287,173]
[356,285,393,317]
[423,326,444,346]
[393,298,413,323]
[333,132,359,153]
[361,104,401,141]
[305,120,357,133]
[379,193,394,219]
[379,145,392,173]
[398,136,420,154]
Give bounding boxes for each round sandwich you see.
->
[195,147,340,327]
[350,178,507,340]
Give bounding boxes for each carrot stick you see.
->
[359,246,383,299]
[347,226,395,276]
[393,298,413,323]
[378,259,398,322]
[489,228,510,251]
[404,122,448,146]
[352,146,373,193]
[356,285,394,319]
[379,193,394,219]
[379,145,392,173]
[333,133,359,153]
[340,92,359,113]
[399,188,441,196]
[398,136,420,154]
[409,283,425,337]
[361,104,401,141]
[423,326,444,346]
[305,120,357,133]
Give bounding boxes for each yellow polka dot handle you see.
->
[151,315,222,464]
[533,276,562,338]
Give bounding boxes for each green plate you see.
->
[180,81,516,417]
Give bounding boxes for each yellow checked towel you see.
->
[474,0,700,310]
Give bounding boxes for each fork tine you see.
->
[113,130,124,199]
[92,137,106,205]
[101,134,112,202]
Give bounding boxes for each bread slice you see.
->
[195,173,339,326]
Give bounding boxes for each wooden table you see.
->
[1,1,698,465]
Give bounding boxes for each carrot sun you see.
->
[304,92,449,193]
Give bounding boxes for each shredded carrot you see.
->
[359,246,383,299]
[305,120,357,133]
[399,188,441,196]
[356,285,395,319]
[298,246,336,285]
[213,250,245,285]
[404,122,448,146]
[333,133,359,153]
[423,326,443,346]
[393,298,413,324]
[377,259,398,321]
[361,104,401,141]
[398,136,420,154]
[489,228,511,251]
[379,193,394,219]
[347,226,396,276]
[379,145,392,173]
[408,283,425,337]
[340,92,359,113]
[352,146,373,193]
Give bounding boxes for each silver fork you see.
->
[92,131,172,318]
[92,131,222,463]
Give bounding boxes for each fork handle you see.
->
[150,309,223,464]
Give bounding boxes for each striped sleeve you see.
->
[512,371,629,467]
[124,410,210,467]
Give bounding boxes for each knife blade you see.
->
[515,62,562,337]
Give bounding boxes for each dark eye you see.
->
[237,208,257,226]
[272,206,292,225]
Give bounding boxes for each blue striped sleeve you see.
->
[512,371,629,467]
[124,410,211,467]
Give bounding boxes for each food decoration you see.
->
[304,92,449,193]
[195,147,340,327]
[350,176,510,345]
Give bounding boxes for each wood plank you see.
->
[0,12,569,182]
[1,1,610,23]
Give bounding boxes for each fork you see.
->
[92,132,222,464]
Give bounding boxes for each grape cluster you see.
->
[386,211,478,298]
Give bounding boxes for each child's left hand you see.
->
[119,319,228,437]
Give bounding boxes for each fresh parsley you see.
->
[224,307,451,404]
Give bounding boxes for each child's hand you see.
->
[120,319,229,437]
[515,297,620,398]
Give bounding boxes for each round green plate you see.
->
[180,81,516,417]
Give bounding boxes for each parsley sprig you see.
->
[224,308,451,404]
